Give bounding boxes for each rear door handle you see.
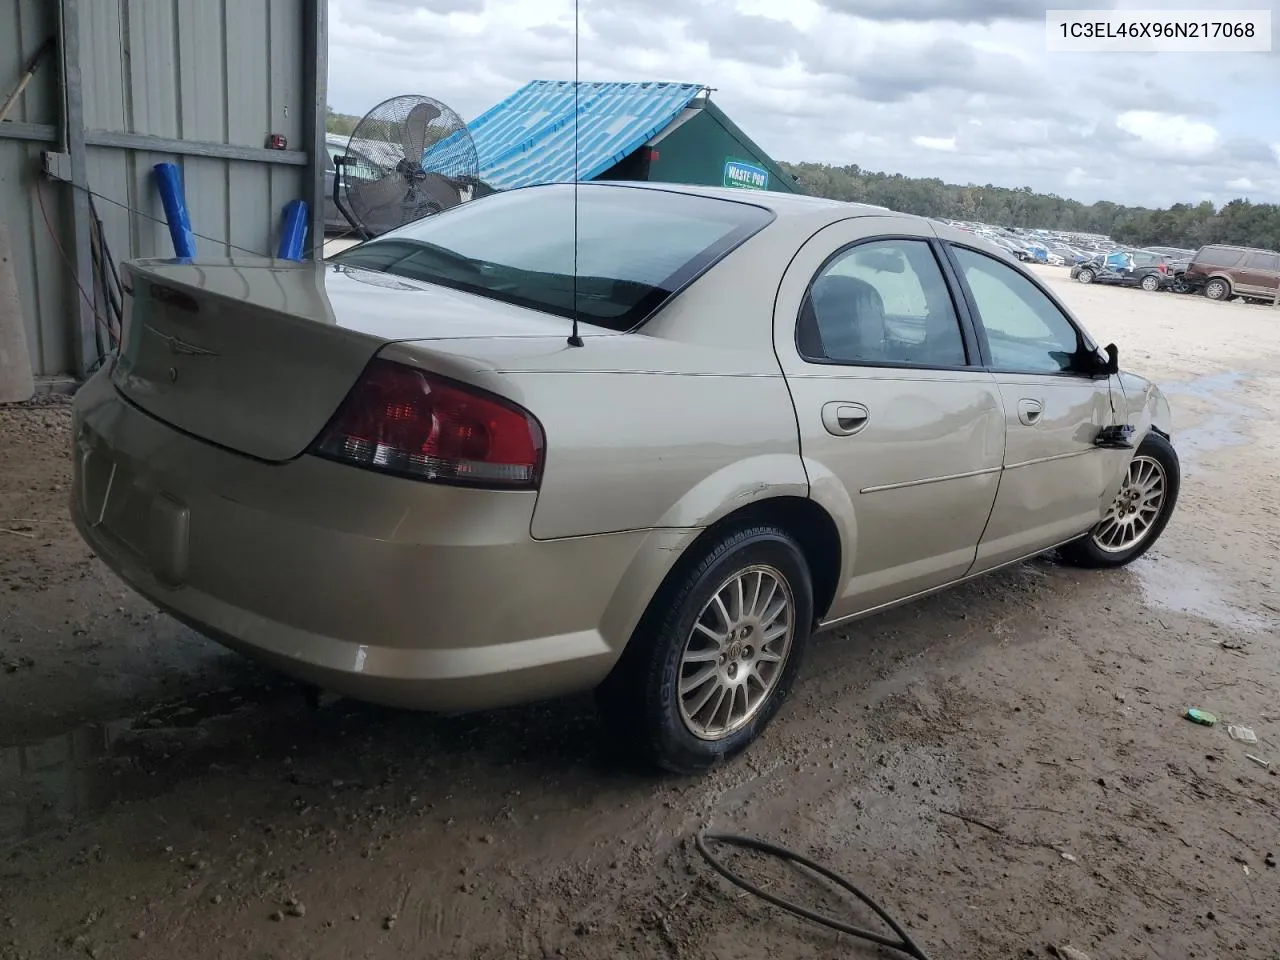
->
[821,401,870,437]
[1017,398,1044,426]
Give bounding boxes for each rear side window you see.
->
[1244,252,1280,271]
[1195,246,1244,268]
[331,184,774,331]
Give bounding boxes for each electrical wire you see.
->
[694,831,934,960]
[33,178,117,368]
[60,178,364,261]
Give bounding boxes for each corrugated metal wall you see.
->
[0,0,67,378]
[0,0,322,379]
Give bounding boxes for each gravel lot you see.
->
[1,266,1278,960]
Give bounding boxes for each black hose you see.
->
[694,831,934,960]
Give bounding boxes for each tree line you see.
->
[778,162,1280,253]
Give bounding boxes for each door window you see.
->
[1244,252,1280,272]
[951,246,1082,374]
[797,239,968,367]
[1196,246,1243,268]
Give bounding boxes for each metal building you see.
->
[0,0,326,387]
[468,80,802,196]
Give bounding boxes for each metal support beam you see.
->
[0,120,57,143]
[85,130,308,165]
[58,0,99,380]
[302,0,329,258]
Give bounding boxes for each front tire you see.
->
[597,525,813,774]
[1058,432,1180,569]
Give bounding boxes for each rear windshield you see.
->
[330,184,774,332]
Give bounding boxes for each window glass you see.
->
[1244,252,1280,271]
[951,246,1081,374]
[331,183,773,331]
[1196,246,1243,268]
[798,239,967,367]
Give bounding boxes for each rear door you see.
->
[941,243,1126,572]
[1238,251,1280,299]
[774,218,1005,619]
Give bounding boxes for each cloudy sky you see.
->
[327,0,1280,209]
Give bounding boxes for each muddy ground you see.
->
[1,268,1278,960]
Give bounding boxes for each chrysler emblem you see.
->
[144,324,219,357]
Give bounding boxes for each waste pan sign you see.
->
[723,159,769,190]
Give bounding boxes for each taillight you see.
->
[310,359,544,489]
[1159,264,1168,273]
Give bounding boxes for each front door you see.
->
[774,219,1006,620]
[942,243,1123,572]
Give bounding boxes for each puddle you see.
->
[0,686,285,846]
[1159,370,1265,465]
[1127,556,1274,633]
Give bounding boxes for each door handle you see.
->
[1017,398,1043,426]
[821,401,870,437]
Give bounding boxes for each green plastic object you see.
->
[1186,708,1218,726]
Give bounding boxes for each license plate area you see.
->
[81,440,191,587]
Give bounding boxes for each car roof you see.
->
[1199,243,1278,254]
[578,180,908,227]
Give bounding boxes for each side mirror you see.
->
[1104,343,1120,375]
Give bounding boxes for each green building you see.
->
[467,81,803,195]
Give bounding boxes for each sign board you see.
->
[723,159,769,191]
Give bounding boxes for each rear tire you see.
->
[1077,268,1095,284]
[1140,274,1160,292]
[1204,277,1231,301]
[1058,432,1180,569]
[596,525,813,775]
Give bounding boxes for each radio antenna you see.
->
[567,0,584,348]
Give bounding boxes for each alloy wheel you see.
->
[1092,455,1167,553]
[677,565,794,740]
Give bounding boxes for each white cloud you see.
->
[326,0,1280,208]
[913,135,957,152]
[1227,177,1254,190]
[1115,111,1222,158]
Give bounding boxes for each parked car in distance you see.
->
[1071,250,1170,291]
[322,133,386,234]
[70,183,1181,775]
[1181,243,1280,302]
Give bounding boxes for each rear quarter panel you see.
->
[379,221,828,540]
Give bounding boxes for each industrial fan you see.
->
[333,94,486,239]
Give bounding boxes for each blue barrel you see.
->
[152,162,197,260]
[276,199,309,261]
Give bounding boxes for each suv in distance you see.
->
[1182,244,1280,303]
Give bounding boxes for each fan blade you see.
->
[401,102,441,163]
[417,172,464,212]
[347,174,413,235]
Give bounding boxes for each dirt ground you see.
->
[2,267,1279,960]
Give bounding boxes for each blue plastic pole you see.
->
[276,199,309,261]
[152,162,197,260]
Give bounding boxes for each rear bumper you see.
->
[70,364,673,711]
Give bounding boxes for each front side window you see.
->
[797,239,968,367]
[951,246,1082,374]
[330,184,773,331]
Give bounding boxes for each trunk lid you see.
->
[112,257,576,462]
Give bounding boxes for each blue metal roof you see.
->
[467,80,705,190]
